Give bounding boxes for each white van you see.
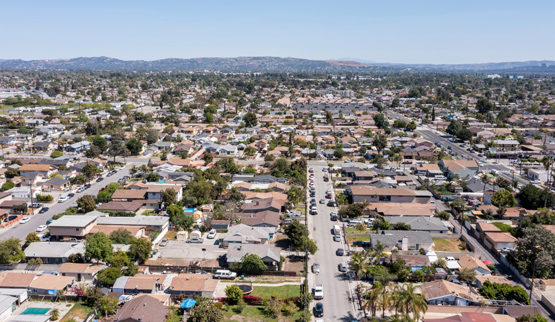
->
[333,225,341,235]
[214,270,237,279]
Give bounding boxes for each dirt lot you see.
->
[283,255,305,274]
[433,238,468,252]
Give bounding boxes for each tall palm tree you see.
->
[376,271,394,319]
[350,252,368,280]
[365,284,382,318]
[543,156,554,207]
[371,242,386,264]
[401,283,428,321]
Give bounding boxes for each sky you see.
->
[2,0,554,64]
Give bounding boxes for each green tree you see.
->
[518,184,555,209]
[96,267,121,286]
[225,285,243,304]
[392,222,411,230]
[109,228,133,244]
[373,134,388,155]
[126,138,143,154]
[456,128,473,141]
[77,195,96,212]
[85,233,113,262]
[373,114,387,129]
[109,251,130,268]
[186,297,223,322]
[23,232,40,250]
[1,180,14,191]
[129,237,152,263]
[92,135,108,151]
[517,314,548,322]
[243,112,258,127]
[239,254,267,272]
[82,163,98,180]
[84,145,102,158]
[333,148,346,159]
[98,296,119,316]
[162,188,177,208]
[446,120,463,136]
[459,267,477,283]
[50,150,63,159]
[286,186,304,205]
[338,203,365,218]
[0,238,25,264]
[491,189,517,208]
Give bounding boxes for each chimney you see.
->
[401,236,408,251]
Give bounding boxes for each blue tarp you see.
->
[181,298,196,309]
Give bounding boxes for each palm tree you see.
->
[544,156,554,207]
[130,165,137,176]
[371,242,386,264]
[364,283,382,318]
[401,284,428,321]
[376,271,394,319]
[350,252,368,280]
[482,174,489,195]
[459,267,477,283]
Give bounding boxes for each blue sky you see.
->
[2,0,554,64]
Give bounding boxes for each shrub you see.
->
[36,194,54,202]
[214,301,223,309]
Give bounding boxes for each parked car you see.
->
[19,217,30,224]
[336,248,344,256]
[39,207,49,214]
[96,177,104,182]
[46,218,54,225]
[319,198,326,204]
[312,263,320,274]
[327,200,337,207]
[107,170,117,177]
[333,234,341,242]
[68,193,75,198]
[77,187,86,193]
[207,229,217,239]
[58,195,69,203]
[186,237,204,243]
[339,262,348,272]
[314,284,324,300]
[84,184,91,189]
[314,303,324,317]
[159,238,169,247]
[214,270,237,279]
[36,225,48,232]
[30,203,40,208]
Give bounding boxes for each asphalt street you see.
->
[308,163,360,321]
[0,163,135,240]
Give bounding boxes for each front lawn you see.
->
[249,285,300,299]
[347,235,371,243]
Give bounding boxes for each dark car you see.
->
[68,193,75,198]
[314,303,324,317]
[336,248,344,256]
[96,177,104,182]
[84,184,91,189]
[327,200,337,207]
[39,207,49,214]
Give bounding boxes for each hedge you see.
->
[214,295,299,306]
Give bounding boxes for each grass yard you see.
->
[60,302,93,322]
[223,305,301,321]
[0,105,12,114]
[164,230,178,240]
[249,285,300,299]
[433,238,468,252]
[347,235,371,244]
[346,227,369,234]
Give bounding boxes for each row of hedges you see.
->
[214,295,299,306]
[36,194,54,202]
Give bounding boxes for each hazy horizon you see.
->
[2,0,554,64]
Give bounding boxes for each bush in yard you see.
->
[1,180,14,191]
[243,295,264,306]
[238,253,267,272]
[36,194,54,202]
[225,285,243,304]
[96,267,121,286]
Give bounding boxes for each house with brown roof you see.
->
[241,210,281,228]
[475,222,502,241]
[474,275,514,289]
[421,279,485,306]
[370,203,437,217]
[168,274,219,298]
[112,275,167,295]
[111,190,147,201]
[0,273,35,289]
[58,263,105,282]
[484,232,517,250]
[241,198,285,213]
[457,255,491,276]
[89,225,146,239]
[29,275,75,295]
[96,200,151,213]
[19,164,55,177]
[111,294,170,322]
[346,185,432,204]
[439,160,479,179]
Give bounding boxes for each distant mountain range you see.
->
[0,56,554,73]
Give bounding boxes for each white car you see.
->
[36,225,48,232]
[314,284,324,300]
[207,229,217,239]
[19,217,30,224]
[58,196,69,203]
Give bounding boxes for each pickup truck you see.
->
[314,284,324,299]
[214,270,237,279]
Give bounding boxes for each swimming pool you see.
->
[22,308,50,315]
[184,208,196,213]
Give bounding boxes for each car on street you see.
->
[39,207,49,214]
[314,284,324,300]
[214,269,237,279]
[207,229,217,239]
[339,262,348,272]
[327,200,337,207]
[58,195,69,203]
[77,187,86,193]
[314,303,324,317]
[311,199,316,205]
[36,225,48,232]
[30,203,40,208]
[159,238,169,247]
[84,184,91,189]
[319,198,326,204]
[336,248,344,256]
[312,263,320,274]
[107,170,117,177]
[68,193,75,198]
[333,234,341,242]
[186,237,204,243]
[96,177,104,182]
[19,217,30,224]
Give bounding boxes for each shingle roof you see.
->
[112,295,169,322]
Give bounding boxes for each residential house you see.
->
[96,216,170,234]
[111,295,170,322]
[29,275,75,295]
[41,177,69,192]
[112,275,167,294]
[241,198,284,213]
[241,211,281,228]
[457,255,491,276]
[226,244,281,270]
[369,230,434,251]
[474,275,514,289]
[18,164,54,178]
[384,216,449,233]
[371,203,437,217]
[24,242,85,264]
[484,232,517,250]
[420,280,485,306]
[439,160,479,179]
[219,224,276,247]
[47,215,98,241]
[0,273,35,290]
[346,185,432,204]
[64,140,91,153]
[0,295,18,322]
[58,263,105,282]
[89,225,146,239]
[168,274,219,298]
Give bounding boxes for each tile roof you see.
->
[421,280,484,302]
[0,273,36,288]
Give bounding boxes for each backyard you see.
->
[249,285,300,299]
[432,238,468,252]
[60,302,93,322]
[223,305,301,322]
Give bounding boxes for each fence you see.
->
[426,305,502,314]
[430,233,461,239]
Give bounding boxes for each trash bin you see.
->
[241,275,245,280]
